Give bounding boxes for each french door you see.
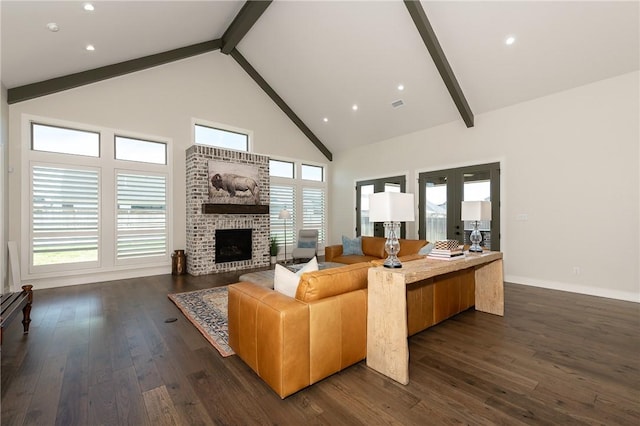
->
[418,163,500,250]
[356,176,406,237]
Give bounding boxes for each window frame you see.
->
[31,122,101,158]
[301,163,324,182]
[114,169,169,265]
[269,158,328,254]
[192,118,252,152]
[22,115,172,280]
[114,134,167,165]
[29,162,102,273]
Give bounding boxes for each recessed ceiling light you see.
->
[84,3,95,11]
[86,44,95,51]
[46,22,59,32]
[397,84,405,91]
[352,104,358,111]
[323,117,329,123]
[505,36,516,46]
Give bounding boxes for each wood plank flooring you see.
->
[1,271,638,425]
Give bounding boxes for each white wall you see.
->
[1,83,8,293]
[7,52,327,287]
[330,71,639,302]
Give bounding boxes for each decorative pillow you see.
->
[274,257,319,297]
[342,235,364,255]
[418,242,434,255]
[298,240,316,249]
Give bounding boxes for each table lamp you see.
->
[368,192,415,268]
[461,201,491,252]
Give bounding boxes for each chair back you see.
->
[297,229,318,249]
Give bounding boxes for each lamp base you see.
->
[383,256,402,268]
[383,221,403,268]
[469,225,483,253]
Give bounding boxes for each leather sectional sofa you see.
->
[227,242,476,398]
[325,236,428,264]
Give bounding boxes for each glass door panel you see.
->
[424,176,448,243]
[419,163,500,250]
[463,171,492,249]
[356,176,406,237]
[359,184,375,237]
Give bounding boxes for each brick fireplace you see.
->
[185,145,270,275]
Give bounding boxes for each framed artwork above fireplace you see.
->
[208,160,261,205]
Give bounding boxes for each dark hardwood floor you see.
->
[1,271,638,425]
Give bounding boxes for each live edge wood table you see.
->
[366,251,504,385]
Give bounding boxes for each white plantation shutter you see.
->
[270,185,295,244]
[302,187,326,244]
[116,173,167,259]
[31,165,99,266]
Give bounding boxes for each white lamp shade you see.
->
[278,209,291,219]
[368,192,415,222]
[461,201,492,221]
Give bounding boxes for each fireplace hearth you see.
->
[216,229,252,263]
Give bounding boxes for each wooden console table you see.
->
[366,252,504,384]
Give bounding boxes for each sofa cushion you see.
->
[341,235,363,255]
[274,257,318,297]
[330,255,380,265]
[296,262,370,302]
[361,236,387,258]
[397,239,428,257]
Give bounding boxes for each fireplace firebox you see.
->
[215,229,252,263]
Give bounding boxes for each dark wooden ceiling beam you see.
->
[221,1,273,54]
[403,0,474,127]
[8,39,222,104]
[230,48,333,161]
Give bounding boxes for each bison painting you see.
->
[210,173,260,204]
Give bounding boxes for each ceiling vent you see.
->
[391,99,405,109]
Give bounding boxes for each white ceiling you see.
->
[2,1,639,156]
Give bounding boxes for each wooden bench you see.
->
[1,285,33,344]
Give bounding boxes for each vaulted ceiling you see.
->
[2,1,639,160]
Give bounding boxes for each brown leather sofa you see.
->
[325,236,427,264]
[228,262,369,398]
[228,256,475,398]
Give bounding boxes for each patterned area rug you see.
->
[168,286,234,357]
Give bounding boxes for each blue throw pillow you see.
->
[298,241,316,248]
[418,242,434,255]
[342,235,363,256]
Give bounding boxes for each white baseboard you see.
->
[505,275,640,303]
[26,266,171,290]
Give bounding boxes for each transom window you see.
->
[31,123,100,157]
[269,159,294,178]
[115,136,167,165]
[194,123,249,152]
[301,164,323,182]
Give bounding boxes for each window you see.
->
[31,165,100,266]
[270,185,296,247]
[26,116,171,278]
[31,123,99,157]
[269,159,328,255]
[194,123,248,152]
[116,173,167,260]
[269,159,294,178]
[301,164,323,182]
[302,187,326,244]
[115,136,167,165]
